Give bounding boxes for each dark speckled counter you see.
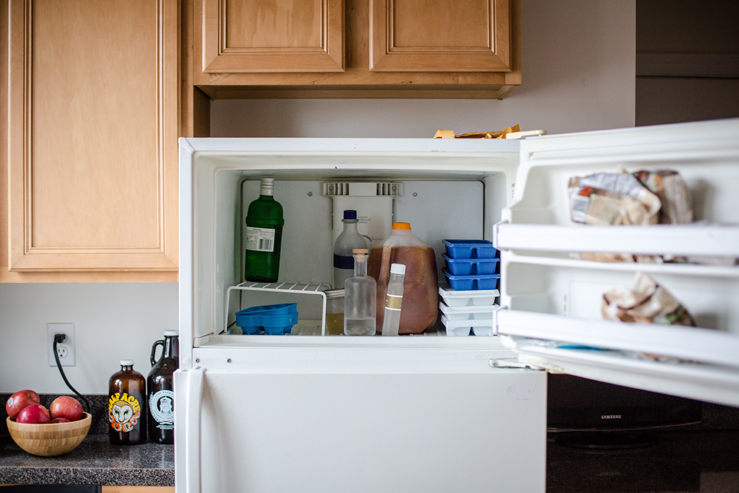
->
[0,435,173,486]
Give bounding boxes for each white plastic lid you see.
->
[120,359,134,366]
[164,330,179,336]
[390,263,406,275]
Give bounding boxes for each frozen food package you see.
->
[568,172,662,226]
[602,273,695,326]
[633,170,693,224]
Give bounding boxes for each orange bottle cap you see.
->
[392,222,411,230]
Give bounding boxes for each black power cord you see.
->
[53,333,91,414]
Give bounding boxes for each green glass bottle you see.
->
[244,178,284,282]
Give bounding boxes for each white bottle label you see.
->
[246,227,276,252]
[149,389,175,428]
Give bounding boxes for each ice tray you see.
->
[236,303,298,335]
[443,269,501,291]
[444,254,500,275]
[443,240,499,259]
[438,285,499,307]
[438,302,499,321]
[441,314,495,337]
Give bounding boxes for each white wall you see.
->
[0,283,178,394]
[0,0,635,395]
[211,0,636,137]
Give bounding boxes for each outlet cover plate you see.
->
[48,323,75,367]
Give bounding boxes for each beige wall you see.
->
[0,0,636,394]
[211,0,636,137]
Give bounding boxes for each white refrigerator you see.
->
[175,118,739,493]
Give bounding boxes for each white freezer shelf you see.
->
[496,310,739,369]
[510,344,739,408]
[502,252,739,278]
[494,223,739,257]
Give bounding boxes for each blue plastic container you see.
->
[443,240,499,259]
[235,303,298,335]
[444,254,500,275]
[443,269,501,291]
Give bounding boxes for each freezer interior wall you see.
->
[192,153,511,340]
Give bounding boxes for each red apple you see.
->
[49,396,83,422]
[5,389,40,419]
[16,404,50,424]
[51,417,71,424]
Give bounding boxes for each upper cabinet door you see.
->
[198,0,345,73]
[5,0,179,278]
[370,0,511,72]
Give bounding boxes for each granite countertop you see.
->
[0,435,173,486]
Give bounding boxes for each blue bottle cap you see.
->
[343,210,357,220]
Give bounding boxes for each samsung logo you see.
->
[601,414,622,420]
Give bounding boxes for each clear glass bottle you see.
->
[381,263,406,336]
[244,178,284,282]
[333,210,368,289]
[344,249,376,336]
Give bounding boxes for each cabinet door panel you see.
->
[370,0,511,72]
[7,0,178,272]
[200,0,344,73]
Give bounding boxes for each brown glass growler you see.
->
[109,360,147,445]
[147,331,179,444]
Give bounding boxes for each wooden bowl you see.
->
[6,412,92,457]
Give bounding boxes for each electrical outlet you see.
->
[48,323,76,367]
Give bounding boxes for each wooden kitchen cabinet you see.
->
[193,0,520,98]
[199,0,344,73]
[370,0,511,72]
[1,0,181,282]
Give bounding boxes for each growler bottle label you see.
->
[149,389,175,430]
[109,392,142,433]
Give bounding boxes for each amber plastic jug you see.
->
[368,222,438,334]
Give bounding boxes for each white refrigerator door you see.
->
[175,345,547,493]
[494,118,739,407]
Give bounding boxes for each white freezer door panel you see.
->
[496,119,739,407]
[176,365,546,493]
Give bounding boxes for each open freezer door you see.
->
[494,118,739,408]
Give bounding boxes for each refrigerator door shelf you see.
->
[495,223,739,258]
[497,310,739,370]
[504,340,739,408]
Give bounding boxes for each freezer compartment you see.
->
[175,345,546,493]
[496,118,739,260]
[181,139,518,350]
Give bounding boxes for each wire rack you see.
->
[224,281,330,336]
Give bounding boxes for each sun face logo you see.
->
[109,392,141,432]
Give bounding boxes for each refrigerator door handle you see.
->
[185,366,205,493]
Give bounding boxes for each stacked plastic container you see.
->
[440,240,500,336]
